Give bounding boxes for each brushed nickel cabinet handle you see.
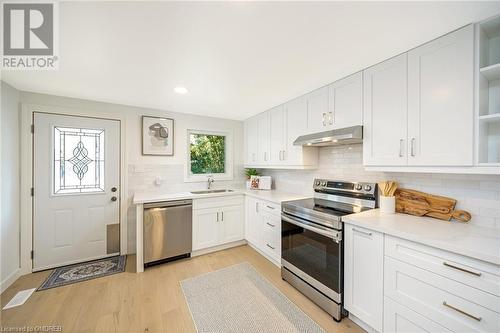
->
[216,212,219,222]
[256,202,259,213]
[322,113,326,126]
[443,301,482,321]
[399,139,404,157]
[266,205,275,210]
[221,211,224,222]
[329,112,334,125]
[443,262,482,277]
[266,243,275,250]
[266,222,275,227]
[411,138,416,157]
[352,228,372,236]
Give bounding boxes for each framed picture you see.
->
[142,116,174,156]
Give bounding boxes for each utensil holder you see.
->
[380,196,396,214]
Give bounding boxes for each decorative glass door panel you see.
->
[53,127,105,194]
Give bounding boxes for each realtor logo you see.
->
[2,1,59,70]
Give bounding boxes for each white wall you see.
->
[19,91,245,253]
[262,145,500,229]
[1,81,21,292]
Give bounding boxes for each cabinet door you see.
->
[269,105,285,165]
[307,86,330,134]
[257,111,270,165]
[344,224,384,332]
[244,116,258,165]
[329,72,363,129]
[220,205,244,243]
[285,96,309,164]
[192,208,219,251]
[363,54,408,166]
[245,197,260,245]
[408,25,474,166]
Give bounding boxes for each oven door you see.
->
[281,213,343,303]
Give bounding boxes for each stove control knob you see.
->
[355,184,362,191]
[364,184,372,191]
[321,181,327,186]
[315,181,321,186]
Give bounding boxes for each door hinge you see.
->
[31,124,34,133]
[31,187,34,196]
[30,250,34,259]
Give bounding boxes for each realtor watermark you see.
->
[1,1,59,70]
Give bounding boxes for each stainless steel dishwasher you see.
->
[143,199,192,265]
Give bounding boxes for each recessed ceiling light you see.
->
[174,86,188,94]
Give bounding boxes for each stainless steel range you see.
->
[281,179,378,321]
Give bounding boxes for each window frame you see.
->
[184,128,233,182]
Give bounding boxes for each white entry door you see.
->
[33,113,120,271]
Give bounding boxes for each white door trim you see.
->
[20,103,128,275]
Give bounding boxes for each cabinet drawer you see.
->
[260,200,281,216]
[193,195,244,210]
[262,213,281,261]
[385,257,500,333]
[384,297,453,333]
[385,235,500,296]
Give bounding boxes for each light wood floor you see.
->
[1,245,364,333]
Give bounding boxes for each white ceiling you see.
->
[3,1,500,120]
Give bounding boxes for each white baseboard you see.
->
[1,268,21,294]
[191,240,247,257]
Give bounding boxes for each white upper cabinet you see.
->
[244,116,258,165]
[363,53,409,166]
[269,105,286,165]
[284,96,318,167]
[257,111,270,165]
[407,25,474,166]
[328,72,363,129]
[306,86,331,133]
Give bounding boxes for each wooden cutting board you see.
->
[395,188,471,222]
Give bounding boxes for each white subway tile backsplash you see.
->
[262,145,500,228]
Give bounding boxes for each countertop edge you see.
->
[343,213,500,266]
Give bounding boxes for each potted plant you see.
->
[244,168,260,189]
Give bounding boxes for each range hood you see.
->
[293,125,363,147]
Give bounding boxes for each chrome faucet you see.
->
[207,176,214,189]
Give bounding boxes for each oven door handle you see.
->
[281,214,341,241]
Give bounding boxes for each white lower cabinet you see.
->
[192,196,244,251]
[344,223,384,332]
[245,196,281,265]
[344,224,500,333]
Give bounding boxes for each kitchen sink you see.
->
[190,189,234,194]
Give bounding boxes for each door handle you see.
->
[329,112,334,125]
[442,301,481,322]
[322,113,326,126]
[216,212,219,222]
[410,138,416,157]
[221,211,224,222]
[266,222,275,227]
[399,139,404,157]
[111,196,117,202]
[443,262,481,277]
[266,243,275,250]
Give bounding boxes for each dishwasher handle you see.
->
[143,200,192,209]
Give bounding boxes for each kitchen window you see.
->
[185,129,233,182]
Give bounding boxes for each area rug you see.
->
[181,262,326,333]
[37,255,126,291]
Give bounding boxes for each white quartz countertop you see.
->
[133,189,309,205]
[344,209,500,266]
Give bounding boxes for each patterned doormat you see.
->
[37,255,126,291]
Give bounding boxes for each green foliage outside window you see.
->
[190,133,226,174]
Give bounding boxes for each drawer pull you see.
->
[443,262,482,277]
[442,301,482,322]
[266,222,275,227]
[352,228,372,236]
[266,205,275,210]
[266,243,275,250]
